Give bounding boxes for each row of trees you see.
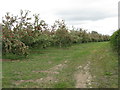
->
[2,10,110,56]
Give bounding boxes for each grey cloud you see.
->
[56,9,117,21]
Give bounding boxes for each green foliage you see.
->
[53,20,72,47]
[21,34,35,46]
[2,10,110,58]
[110,29,120,55]
[32,33,52,48]
[2,28,29,56]
[2,36,29,56]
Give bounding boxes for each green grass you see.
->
[2,42,118,88]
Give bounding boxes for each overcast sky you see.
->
[0,0,119,35]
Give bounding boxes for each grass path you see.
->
[2,42,118,88]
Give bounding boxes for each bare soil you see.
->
[75,61,92,88]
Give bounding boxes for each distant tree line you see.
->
[2,10,110,56]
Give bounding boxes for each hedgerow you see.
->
[2,10,110,57]
[110,29,120,55]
